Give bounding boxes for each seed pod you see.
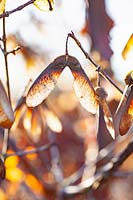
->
[26,55,99,114]
[68,56,98,114]
[95,86,115,139]
[26,55,68,107]
[115,70,133,135]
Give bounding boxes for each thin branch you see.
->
[60,133,131,187]
[8,138,57,192]
[6,46,21,56]
[110,141,133,170]
[2,16,11,103]
[68,32,124,95]
[0,0,53,19]
[47,0,53,11]
[1,16,11,159]
[65,34,69,55]
[48,130,64,183]
[0,0,35,19]
[6,142,55,158]
[61,141,133,196]
[61,164,85,187]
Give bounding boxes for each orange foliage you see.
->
[25,174,43,194]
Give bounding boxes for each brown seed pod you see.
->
[68,56,98,114]
[26,55,99,114]
[115,70,133,135]
[26,55,68,107]
[95,86,115,139]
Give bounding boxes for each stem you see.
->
[6,142,54,158]
[68,32,123,95]
[47,0,53,11]
[61,141,133,196]
[3,16,11,103]
[1,16,11,159]
[0,0,53,19]
[65,34,69,55]
[0,0,34,19]
[48,131,64,183]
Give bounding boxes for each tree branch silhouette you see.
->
[67,32,124,96]
[61,141,133,196]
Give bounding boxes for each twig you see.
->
[6,46,21,56]
[113,171,133,178]
[48,130,64,183]
[2,16,11,103]
[0,0,35,19]
[21,182,43,200]
[60,133,131,187]
[47,0,53,11]
[110,141,133,170]
[65,34,69,55]
[6,142,55,158]
[0,0,53,19]
[68,32,124,95]
[8,138,57,192]
[61,141,133,196]
[1,16,11,159]
[61,164,85,187]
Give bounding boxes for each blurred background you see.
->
[0,0,133,199]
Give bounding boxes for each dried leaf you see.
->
[26,55,67,107]
[122,34,133,59]
[0,0,6,14]
[34,0,54,11]
[115,71,133,135]
[0,80,14,128]
[95,87,115,139]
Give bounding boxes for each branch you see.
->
[61,134,131,187]
[0,0,35,19]
[0,0,53,19]
[68,32,124,95]
[1,16,11,158]
[6,142,55,158]
[6,46,22,56]
[2,16,11,103]
[61,141,133,196]
[48,131,64,183]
